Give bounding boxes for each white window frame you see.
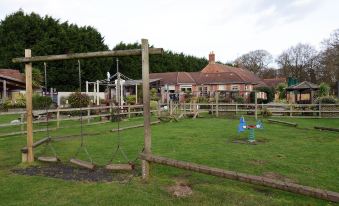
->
[231,85,239,91]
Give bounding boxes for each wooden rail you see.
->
[111,121,160,132]
[139,153,339,203]
[267,119,298,127]
[314,126,339,132]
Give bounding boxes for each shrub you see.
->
[197,96,208,103]
[68,92,90,108]
[276,83,287,100]
[261,107,272,117]
[150,88,159,101]
[32,95,53,109]
[251,87,275,103]
[319,83,330,97]
[126,95,136,105]
[315,96,337,104]
[150,100,158,110]
[234,96,245,104]
[184,92,193,103]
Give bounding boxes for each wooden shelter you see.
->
[286,81,319,104]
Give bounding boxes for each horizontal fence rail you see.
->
[1,103,338,137]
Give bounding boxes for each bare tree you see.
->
[235,50,273,76]
[276,43,318,82]
[319,29,339,87]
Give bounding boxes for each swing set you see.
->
[15,39,163,172]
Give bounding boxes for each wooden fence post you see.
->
[235,103,238,116]
[57,108,60,128]
[128,105,131,118]
[216,92,219,117]
[157,100,161,118]
[87,106,90,124]
[319,102,322,118]
[290,104,293,117]
[255,92,258,120]
[20,113,24,132]
[24,49,34,163]
[141,39,151,181]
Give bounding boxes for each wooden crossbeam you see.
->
[12,48,163,63]
[139,153,339,203]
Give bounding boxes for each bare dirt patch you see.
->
[262,172,296,183]
[248,159,267,166]
[11,164,138,183]
[232,138,268,145]
[167,179,193,198]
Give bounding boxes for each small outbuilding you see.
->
[286,81,319,104]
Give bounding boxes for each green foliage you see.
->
[0,10,111,91]
[3,94,26,109]
[234,96,245,104]
[184,92,193,103]
[197,96,208,103]
[150,88,159,101]
[112,42,208,80]
[125,95,136,105]
[315,96,337,104]
[319,82,330,97]
[261,107,272,117]
[252,87,275,103]
[32,94,53,109]
[276,83,287,100]
[150,100,158,110]
[68,92,90,108]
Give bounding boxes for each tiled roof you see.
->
[150,63,266,86]
[263,78,286,88]
[0,69,25,83]
[286,81,319,91]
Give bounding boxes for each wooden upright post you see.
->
[25,49,34,163]
[216,92,219,117]
[2,80,6,101]
[255,92,258,120]
[141,39,151,181]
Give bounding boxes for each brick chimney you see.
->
[209,51,215,64]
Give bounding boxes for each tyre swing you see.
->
[105,58,134,171]
[69,60,95,170]
[37,62,59,163]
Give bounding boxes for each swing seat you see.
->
[70,158,95,170]
[105,163,134,171]
[38,156,59,162]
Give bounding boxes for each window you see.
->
[180,85,192,93]
[231,85,239,91]
[218,85,225,90]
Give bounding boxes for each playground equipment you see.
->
[13,40,339,203]
[238,116,263,143]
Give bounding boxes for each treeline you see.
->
[234,32,339,90]
[0,10,207,91]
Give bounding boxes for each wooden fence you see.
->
[1,102,338,137]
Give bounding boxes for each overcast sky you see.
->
[1,0,339,64]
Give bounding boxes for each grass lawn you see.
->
[0,115,338,205]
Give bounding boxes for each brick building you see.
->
[150,52,266,103]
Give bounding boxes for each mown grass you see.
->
[0,115,338,206]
